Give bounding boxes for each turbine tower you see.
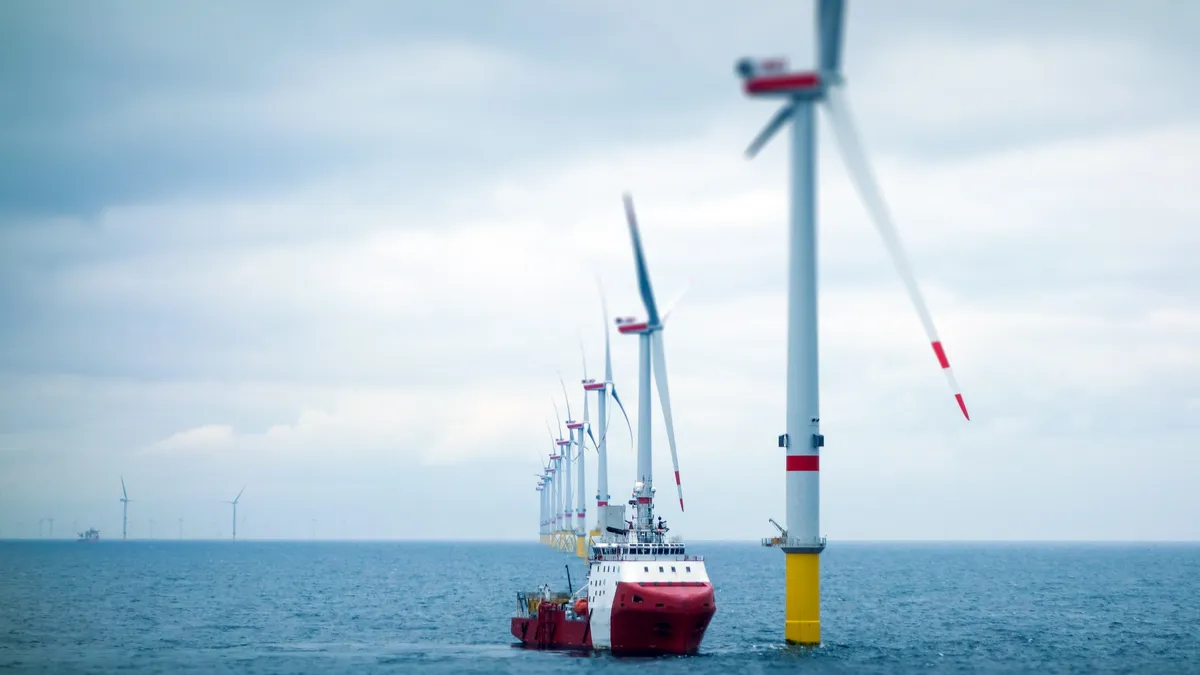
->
[539,430,557,546]
[542,455,556,546]
[546,423,565,549]
[119,477,132,541]
[553,402,573,548]
[225,486,245,541]
[735,0,970,646]
[561,375,587,557]
[584,288,634,543]
[615,194,686,535]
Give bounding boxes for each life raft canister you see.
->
[574,598,588,615]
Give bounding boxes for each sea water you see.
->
[1,541,1197,673]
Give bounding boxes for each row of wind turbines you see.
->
[533,0,972,646]
[110,477,246,541]
[535,193,691,559]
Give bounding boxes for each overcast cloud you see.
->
[1,0,1198,541]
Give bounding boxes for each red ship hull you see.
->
[510,605,593,651]
[511,584,715,655]
[608,582,715,654]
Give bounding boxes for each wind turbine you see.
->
[224,487,245,541]
[120,477,132,541]
[615,194,687,535]
[735,0,970,646]
[584,285,635,540]
[546,422,565,548]
[553,400,573,542]
[559,374,587,556]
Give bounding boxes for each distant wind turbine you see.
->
[224,486,245,541]
[120,477,133,541]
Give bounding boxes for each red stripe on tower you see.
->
[786,455,819,472]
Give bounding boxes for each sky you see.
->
[1,0,1198,541]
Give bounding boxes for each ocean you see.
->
[1,541,1197,673]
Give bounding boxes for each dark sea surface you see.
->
[1,541,1198,673]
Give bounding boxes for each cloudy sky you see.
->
[1,0,1197,541]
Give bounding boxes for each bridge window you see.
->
[671,566,676,572]
[659,566,664,573]
[686,566,691,572]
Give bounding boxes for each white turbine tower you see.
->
[553,400,573,546]
[534,475,546,541]
[584,287,635,541]
[615,194,687,535]
[735,0,971,646]
[119,477,132,541]
[543,458,556,546]
[560,374,587,557]
[546,422,566,549]
[225,486,245,541]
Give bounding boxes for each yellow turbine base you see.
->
[785,552,821,646]
[554,531,573,552]
[575,534,587,559]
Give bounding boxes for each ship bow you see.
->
[609,581,715,655]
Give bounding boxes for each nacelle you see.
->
[736,56,789,80]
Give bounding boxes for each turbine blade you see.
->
[121,476,128,500]
[579,335,588,380]
[599,279,613,382]
[553,399,563,437]
[661,279,694,324]
[650,331,684,512]
[558,372,573,421]
[609,385,635,452]
[823,86,969,420]
[235,485,245,503]
[586,424,598,450]
[582,374,590,424]
[746,103,796,159]
[816,0,845,74]
[622,193,660,326]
